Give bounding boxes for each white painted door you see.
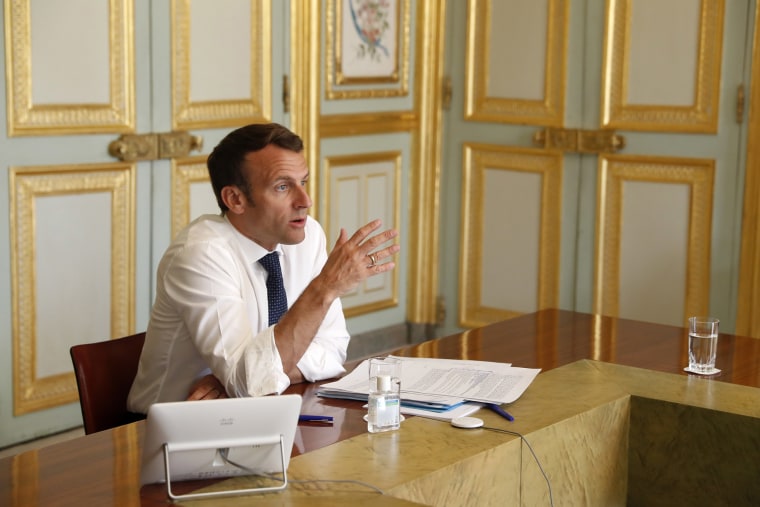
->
[439,0,750,335]
[0,0,286,447]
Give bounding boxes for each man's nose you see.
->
[295,184,312,208]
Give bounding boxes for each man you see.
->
[127,123,399,414]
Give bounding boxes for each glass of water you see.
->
[687,316,720,374]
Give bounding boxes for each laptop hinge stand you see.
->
[161,434,288,501]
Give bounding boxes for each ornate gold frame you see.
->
[4,0,135,135]
[324,151,401,317]
[600,0,724,132]
[171,0,271,129]
[459,144,562,328]
[171,155,210,239]
[10,163,135,415]
[464,0,568,126]
[325,0,411,99]
[593,154,713,322]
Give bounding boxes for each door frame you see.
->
[737,1,760,338]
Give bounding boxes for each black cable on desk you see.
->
[482,426,554,507]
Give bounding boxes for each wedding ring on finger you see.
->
[368,253,377,267]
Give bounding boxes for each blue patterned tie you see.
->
[259,252,288,326]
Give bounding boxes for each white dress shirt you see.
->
[127,214,348,414]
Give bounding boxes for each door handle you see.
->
[108,131,203,161]
[533,127,625,154]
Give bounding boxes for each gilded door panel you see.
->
[4,0,135,135]
[601,0,723,132]
[594,155,714,325]
[441,0,571,333]
[9,164,135,415]
[320,132,410,333]
[465,0,568,125]
[460,144,562,328]
[0,0,286,447]
[171,0,272,129]
[325,150,401,318]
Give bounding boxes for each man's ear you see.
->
[221,186,246,214]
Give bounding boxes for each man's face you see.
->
[230,144,312,251]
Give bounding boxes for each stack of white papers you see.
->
[318,356,541,421]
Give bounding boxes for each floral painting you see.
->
[339,0,399,82]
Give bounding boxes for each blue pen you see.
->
[298,414,334,423]
[486,403,514,422]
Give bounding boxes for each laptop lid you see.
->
[140,394,302,486]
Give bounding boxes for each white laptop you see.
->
[140,394,302,501]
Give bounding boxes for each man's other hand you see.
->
[186,373,228,400]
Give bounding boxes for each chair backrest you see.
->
[70,332,147,434]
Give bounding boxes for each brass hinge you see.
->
[533,127,625,154]
[108,131,203,162]
[737,83,745,124]
[283,74,291,113]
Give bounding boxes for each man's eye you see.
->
[276,184,288,191]
[301,180,308,187]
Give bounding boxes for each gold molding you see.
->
[290,0,321,214]
[10,163,136,415]
[171,0,271,129]
[324,151,402,317]
[4,0,135,136]
[171,155,209,239]
[600,0,724,132]
[464,0,568,126]
[737,1,760,338]
[459,144,562,328]
[319,110,418,137]
[325,0,411,99]
[593,154,713,322]
[406,0,445,324]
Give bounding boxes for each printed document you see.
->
[318,356,540,406]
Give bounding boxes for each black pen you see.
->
[486,403,514,422]
[298,414,334,423]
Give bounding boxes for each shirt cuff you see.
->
[243,326,291,396]
[297,340,347,382]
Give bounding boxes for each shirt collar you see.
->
[224,214,281,264]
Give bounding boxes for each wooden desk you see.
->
[2,309,759,506]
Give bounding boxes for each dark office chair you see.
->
[70,331,147,434]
